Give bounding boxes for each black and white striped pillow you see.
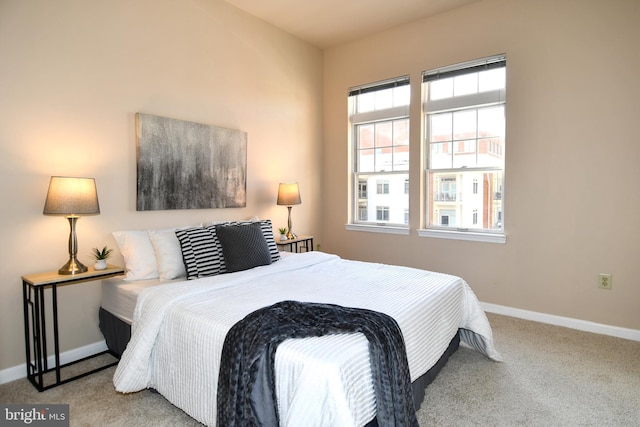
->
[255,219,280,263]
[175,226,225,279]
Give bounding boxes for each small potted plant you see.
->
[90,246,113,270]
[278,227,288,241]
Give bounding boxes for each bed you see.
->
[102,220,501,426]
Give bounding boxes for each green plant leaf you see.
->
[91,246,113,260]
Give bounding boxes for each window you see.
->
[358,203,368,221]
[349,76,410,227]
[358,179,368,199]
[376,180,390,194]
[422,55,506,240]
[376,206,390,221]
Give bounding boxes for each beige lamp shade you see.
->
[277,182,301,206]
[43,176,100,216]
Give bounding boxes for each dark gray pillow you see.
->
[215,222,272,273]
[215,219,280,263]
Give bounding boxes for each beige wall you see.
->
[0,0,323,371]
[323,0,640,330]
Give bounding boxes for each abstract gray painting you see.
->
[136,113,247,211]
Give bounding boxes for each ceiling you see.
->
[223,0,481,49]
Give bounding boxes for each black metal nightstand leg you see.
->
[22,281,31,382]
[52,284,61,383]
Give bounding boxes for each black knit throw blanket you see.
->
[216,300,418,427]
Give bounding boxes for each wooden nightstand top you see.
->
[22,264,125,287]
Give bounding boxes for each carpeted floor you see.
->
[1,313,639,426]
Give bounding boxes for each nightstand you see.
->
[22,264,125,391]
[276,235,314,253]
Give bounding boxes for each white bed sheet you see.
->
[113,251,501,427]
[101,253,297,324]
[101,278,175,324]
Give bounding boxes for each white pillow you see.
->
[112,230,159,281]
[148,229,186,280]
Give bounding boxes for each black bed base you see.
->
[411,330,459,409]
[99,307,131,358]
[99,307,460,421]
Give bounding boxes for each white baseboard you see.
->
[481,302,640,342]
[0,341,108,386]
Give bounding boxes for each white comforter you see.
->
[114,251,501,426]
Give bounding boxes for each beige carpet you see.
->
[1,313,639,426]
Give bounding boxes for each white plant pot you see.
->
[94,260,108,270]
[280,234,287,241]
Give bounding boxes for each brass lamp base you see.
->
[58,256,88,275]
[285,206,297,239]
[59,216,87,275]
[285,230,298,239]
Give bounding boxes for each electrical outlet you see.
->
[598,273,612,290]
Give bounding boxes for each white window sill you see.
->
[344,224,410,235]
[417,228,506,244]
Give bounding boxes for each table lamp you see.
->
[43,176,100,274]
[277,182,301,239]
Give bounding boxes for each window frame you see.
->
[347,75,411,233]
[419,55,507,244]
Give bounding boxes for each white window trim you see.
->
[417,228,506,244]
[423,89,505,114]
[350,105,410,124]
[345,223,410,235]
